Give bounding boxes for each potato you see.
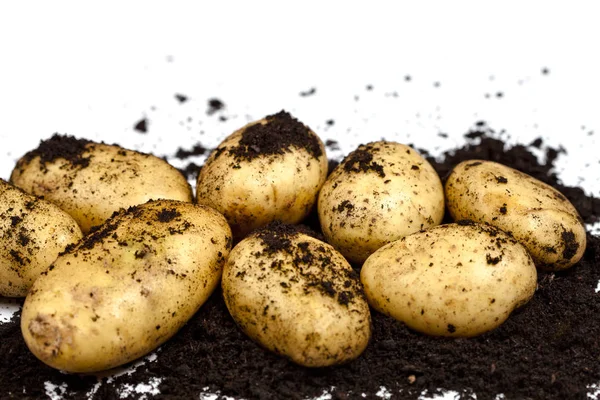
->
[21,199,232,373]
[445,160,586,270]
[361,222,537,337]
[196,111,328,239]
[11,134,193,233]
[0,179,82,297]
[318,141,444,264]
[222,222,371,367]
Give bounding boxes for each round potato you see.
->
[222,223,371,367]
[196,111,328,239]
[318,141,444,264]
[0,179,82,297]
[11,134,193,233]
[445,160,586,270]
[361,222,537,337]
[21,199,232,373]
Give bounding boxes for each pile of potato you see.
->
[0,111,586,372]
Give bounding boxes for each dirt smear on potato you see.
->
[1,127,600,400]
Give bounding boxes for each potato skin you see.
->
[445,160,586,270]
[196,111,328,239]
[0,179,83,297]
[222,224,371,367]
[21,199,232,373]
[318,141,444,264]
[11,135,193,233]
[361,222,537,337]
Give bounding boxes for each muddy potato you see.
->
[11,135,193,233]
[222,223,371,367]
[318,141,444,264]
[21,199,232,373]
[196,111,328,239]
[361,222,537,337]
[445,160,586,270]
[0,179,82,297]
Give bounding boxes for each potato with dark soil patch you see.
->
[11,135,193,233]
[361,222,537,337]
[196,111,328,239]
[222,222,371,367]
[0,179,82,297]
[318,141,444,264]
[445,160,586,270]
[21,199,231,373]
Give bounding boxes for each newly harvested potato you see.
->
[318,141,444,264]
[0,179,82,297]
[21,199,231,373]
[222,223,371,367]
[11,135,193,233]
[445,160,586,270]
[196,111,328,239]
[361,222,537,337]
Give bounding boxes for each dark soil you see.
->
[177,162,202,181]
[174,94,188,103]
[174,144,207,160]
[227,110,323,162]
[1,128,599,400]
[299,88,316,97]
[134,119,148,133]
[207,99,225,116]
[341,144,386,178]
[16,134,93,173]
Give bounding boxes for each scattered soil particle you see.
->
[207,98,225,115]
[174,144,207,160]
[175,94,188,103]
[134,118,148,133]
[325,139,339,150]
[299,88,316,97]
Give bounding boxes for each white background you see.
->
[1,1,599,399]
[1,2,599,193]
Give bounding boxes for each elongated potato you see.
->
[0,179,82,297]
[11,135,193,233]
[318,141,444,264]
[21,199,231,373]
[197,111,328,239]
[445,160,586,270]
[222,223,371,367]
[361,222,537,337]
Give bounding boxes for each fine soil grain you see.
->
[1,127,599,400]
